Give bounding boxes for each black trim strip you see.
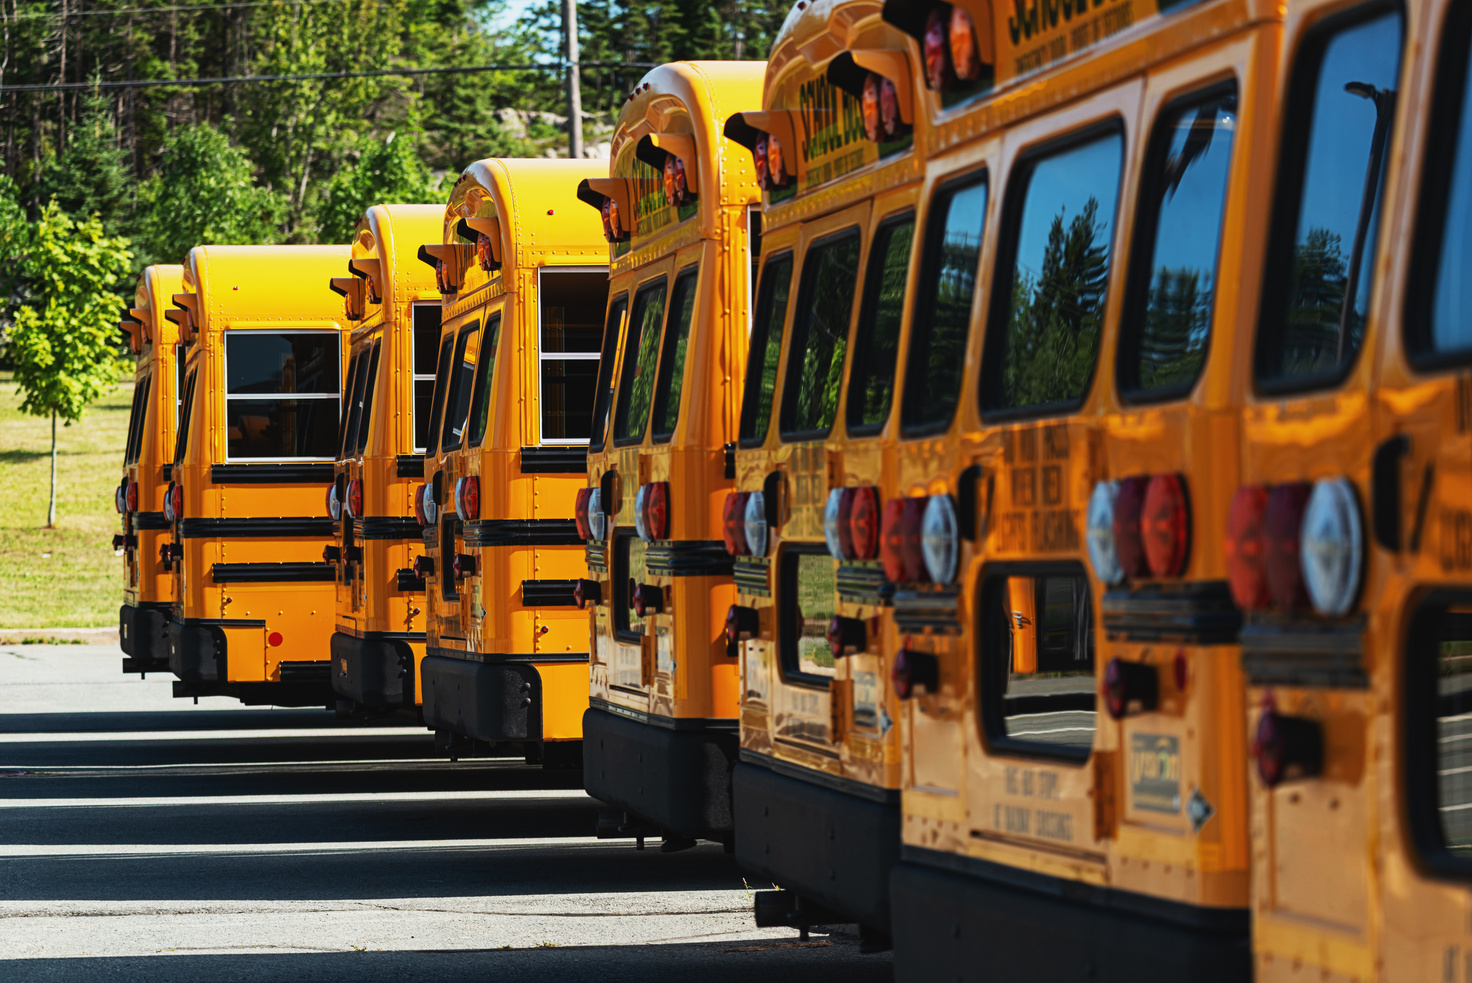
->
[334,627,426,642]
[180,517,334,538]
[463,519,582,548]
[396,568,426,592]
[211,463,334,484]
[173,616,268,628]
[739,747,898,805]
[1240,618,1367,688]
[131,511,170,531]
[521,579,579,606]
[123,600,174,612]
[900,843,1250,933]
[734,556,771,597]
[160,463,173,482]
[836,561,892,605]
[893,586,962,634]
[356,516,423,541]
[521,446,588,473]
[396,455,425,479]
[645,540,734,578]
[278,660,331,683]
[1102,581,1241,644]
[426,645,590,664]
[588,697,740,731]
[211,561,335,584]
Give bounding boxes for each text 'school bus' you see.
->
[326,204,444,715]
[1236,0,1472,979]
[878,1,1282,981]
[166,245,351,706]
[118,264,186,674]
[719,0,931,945]
[414,158,607,768]
[572,60,764,847]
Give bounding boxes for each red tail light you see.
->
[413,485,429,527]
[1253,701,1324,787]
[862,74,882,142]
[892,641,938,699]
[632,582,663,617]
[826,616,866,658]
[1103,658,1159,720]
[574,578,601,609]
[168,484,183,523]
[412,555,433,580]
[1112,476,1149,580]
[125,481,139,513]
[767,136,786,187]
[949,7,981,81]
[453,553,476,579]
[643,481,669,542]
[1264,483,1312,611]
[476,232,495,271]
[574,487,593,541]
[723,492,750,556]
[345,478,363,520]
[835,487,857,559]
[454,476,480,521]
[1226,485,1270,610]
[880,498,908,582]
[1141,473,1189,578]
[923,8,955,91]
[850,486,880,560]
[899,498,928,582]
[754,135,770,189]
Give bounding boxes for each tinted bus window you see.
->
[739,253,794,446]
[540,269,605,443]
[847,214,915,433]
[174,370,197,465]
[355,341,381,455]
[1122,90,1237,398]
[650,266,699,443]
[985,134,1121,414]
[424,336,453,457]
[467,314,503,448]
[981,571,1096,760]
[224,332,341,460]
[615,532,648,639]
[905,174,987,432]
[589,296,627,452]
[176,343,186,427]
[439,324,477,453]
[340,352,367,457]
[780,548,838,681]
[1256,8,1402,389]
[613,279,668,444]
[412,305,441,452]
[125,376,151,465]
[781,231,861,438]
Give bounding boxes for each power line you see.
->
[4,0,384,22]
[0,60,655,93]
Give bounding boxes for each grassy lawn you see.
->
[0,377,132,629]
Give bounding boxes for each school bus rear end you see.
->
[327,204,443,714]
[167,245,350,706]
[118,264,184,673]
[574,61,763,843]
[415,158,606,767]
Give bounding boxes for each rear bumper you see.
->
[166,618,332,707]
[582,706,737,841]
[167,618,221,683]
[733,757,898,933]
[330,631,420,707]
[420,654,543,743]
[120,602,171,672]
[890,849,1250,983]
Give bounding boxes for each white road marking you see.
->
[0,726,431,743]
[0,788,593,809]
[0,836,608,857]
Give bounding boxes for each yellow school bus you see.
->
[326,204,443,714]
[167,245,351,706]
[415,158,606,767]
[719,0,930,943]
[573,60,763,846]
[118,264,185,674]
[877,0,1282,979]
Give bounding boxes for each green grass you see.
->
[0,378,133,629]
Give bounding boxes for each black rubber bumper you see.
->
[330,631,419,707]
[890,850,1251,983]
[582,707,737,841]
[732,759,899,933]
[420,654,541,742]
[167,619,222,683]
[120,602,171,671]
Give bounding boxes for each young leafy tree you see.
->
[317,124,445,244]
[1,196,133,528]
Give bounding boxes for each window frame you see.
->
[466,312,504,450]
[1116,81,1240,405]
[538,266,607,447]
[980,122,1126,423]
[612,529,648,643]
[339,350,366,459]
[438,320,479,455]
[649,263,701,445]
[588,294,629,454]
[846,209,918,437]
[354,340,382,456]
[611,275,670,448]
[173,368,199,467]
[424,334,455,459]
[222,328,342,463]
[777,542,839,690]
[411,303,442,454]
[1251,0,1405,397]
[739,250,796,449]
[124,373,150,465]
[779,226,865,443]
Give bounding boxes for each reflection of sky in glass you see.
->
[1149,106,1235,286]
[1014,135,1122,285]
[1435,56,1472,352]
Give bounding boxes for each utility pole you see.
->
[563,0,583,159]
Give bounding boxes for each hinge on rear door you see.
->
[1092,750,1117,841]
[829,677,850,745]
[640,634,656,688]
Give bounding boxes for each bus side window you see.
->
[1254,6,1403,390]
[355,341,382,456]
[612,279,669,445]
[739,253,794,446]
[539,269,605,444]
[466,314,503,448]
[846,212,916,434]
[224,331,341,460]
[650,265,699,443]
[780,229,862,439]
[412,305,441,453]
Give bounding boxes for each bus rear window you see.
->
[589,296,627,452]
[412,305,441,452]
[467,315,502,448]
[614,532,648,640]
[847,213,915,434]
[780,230,861,439]
[613,279,668,445]
[779,547,837,682]
[355,341,381,455]
[224,332,340,460]
[1406,596,1472,876]
[339,351,366,457]
[124,375,151,465]
[1255,7,1402,390]
[439,324,477,453]
[985,133,1120,416]
[650,266,699,443]
[980,571,1096,760]
[540,269,604,443]
[1120,89,1237,399]
[903,174,987,434]
[424,335,453,456]
[739,253,794,446]
[174,370,197,466]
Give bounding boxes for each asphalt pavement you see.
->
[0,644,892,982]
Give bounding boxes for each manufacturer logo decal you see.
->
[1129,732,1181,814]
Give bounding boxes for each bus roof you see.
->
[442,157,608,270]
[129,264,184,353]
[343,204,443,318]
[180,245,350,338]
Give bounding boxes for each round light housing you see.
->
[345,478,363,520]
[922,494,960,584]
[327,484,342,521]
[1225,485,1270,610]
[850,486,880,560]
[744,491,768,558]
[588,488,606,542]
[644,481,669,542]
[454,476,480,521]
[1300,477,1362,617]
[422,484,439,527]
[574,487,593,541]
[1265,483,1312,611]
[167,483,183,523]
[1142,473,1190,578]
[753,135,769,189]
[633,484,650,542]
[924,8,954,91]
[949,7,981,81]
[1086,481,1123,585]
[723,491,750,556]
[115,483,126,515]
[861,74,882,142]
[125,481,139,513]
[1112,476,1149,580]
[823,488,849,560]
[767,136,786,187]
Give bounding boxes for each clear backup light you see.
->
[921,494,960,584]
[1086,481,1123,585]
[744,491,768,557]
[588,488,606,542]
[327,484,342,521]
[163,481,177,522]
[413,485,429,527]
[1300,477,1363,617]
[633,484,650,542]
[422,484,439,527]
[823,489,848,559]
[114,483,126,514]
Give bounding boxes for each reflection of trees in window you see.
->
[1002,198,1109,408]
[786,235,860,435]
[1281,227,1351,377]
[613,284,667,442]
[1138,268,1211,390]
[848,220,913,430]
[741,256,793,443]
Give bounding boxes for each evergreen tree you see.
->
[317,124,446,244]
[35,91,136,240]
